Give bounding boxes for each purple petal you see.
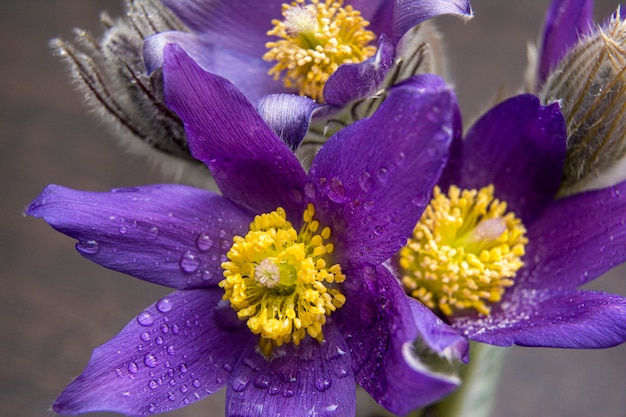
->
[26,184,252,289]
[392,0,473,41]
[257,94,319,151]
[454,94,567,224]
[53,289,250,416]
[309,76,455,267]
[225,326,355,417]
[323,35,395,107]
[163,45,307,219]
[347,0,393,38]
[538,0,594,86]
[454,289,626,348]
[144,31,286,102]
[518,180,626,290]
[337,265,464,415]
[161,0,284,57]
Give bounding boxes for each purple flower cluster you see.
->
[26,0,626,416]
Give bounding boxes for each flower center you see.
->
[399,185,528,317]
[220,204,346,355]
[263,0,377,101]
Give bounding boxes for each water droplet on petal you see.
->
[147,403,156,413]
[192,379,201,388]
[137,311,154,326]
[179,250,200,274]
[223,363,232,372]
[76,240,100,255]
[146,226,159,241]
[179,363,188,373]
[144,354,158,368]
[327,177,348,203]
[231,375,250,392]
[282,388,295,398]
[218,229,227,238]
[315,377,332,392]
[196,233,214,252]
[304,182,316,198]
[167,392,176,401]
[157,297,173,313]
[358,171,373,192]
[167,345,176,355]
[140,332,151,342]
[119,226,128,235]
[377,167,388,181]
[148,380,158,390]
[128,361,139,374]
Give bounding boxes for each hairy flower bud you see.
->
[51,0,214,188]
[536,9,626,195]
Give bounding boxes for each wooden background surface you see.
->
[1,1,625,416]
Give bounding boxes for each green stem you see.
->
[408,342,507,417]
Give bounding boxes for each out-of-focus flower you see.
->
[527,0,626,195]
[396,93,626,349]
[146,0,472,104]
[27,46,468,416]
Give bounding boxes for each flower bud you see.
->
[536,8,626,195]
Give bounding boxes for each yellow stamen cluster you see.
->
[220,204,345,355]
[263,0,377,101]
[399,185,528,316]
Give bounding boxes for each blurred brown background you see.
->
[1,1,624,416]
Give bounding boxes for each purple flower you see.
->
[26,45,469,416]
[396,93,626,349]
[144,0,472,104]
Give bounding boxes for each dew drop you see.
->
[315,377,332,392]
[140,332,151,342]
[180,384,188,393]
[157,297,173,313]
[218,229,227,238]
[146,226,159,241]
[254,374,270,389]
[167,392,176,401]
[179,363,188,373]
[201,270,212,281]
[144,354,158,368]
[268,384,280,395]
[148,403,156,413]
[335,367,349,378]
[160,324,169,334]
[358,171,373,192]
[282,388,295,398]
[327,177,348,203]
[196,233,214,252]
[119,226,128,235]
[167,345,176,355]
[223,363,233,372]
[128,361,139,374]
[231,375,250,392]
[171,324,180,334]
[137,311,154,326]
[179,250,200,274]
[148,380,158,390]
[155,336,164,346]
[304,182,316,198]
[76,240,100,255]
[192,379,201,389]
[377,167,388,181]
[411,193,430,208]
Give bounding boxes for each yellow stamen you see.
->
[399,185,528,316]
[220,204,345,354]
[263,0,377,101]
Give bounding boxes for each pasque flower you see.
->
[27,45,469,416]
[397,93,626,348]
[528,0,626,194]
[144,0,472,104]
